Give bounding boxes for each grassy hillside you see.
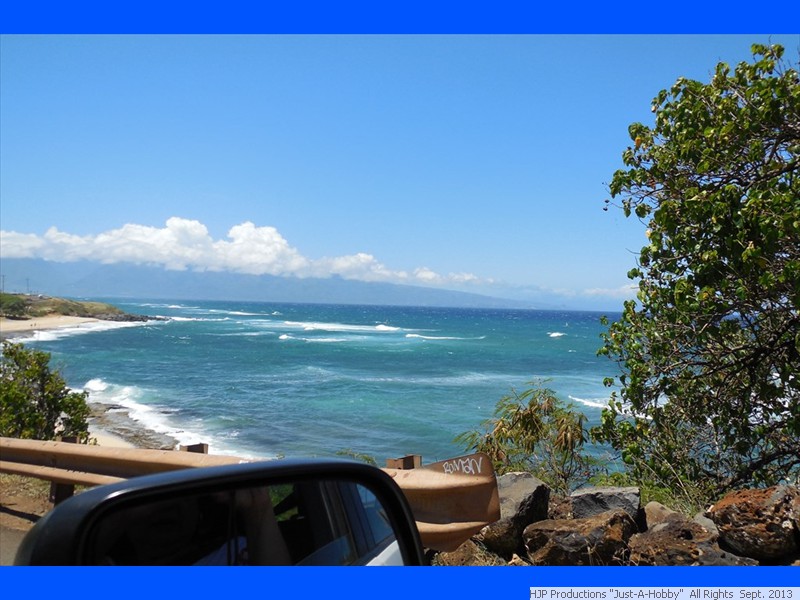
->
[0,293,126,319]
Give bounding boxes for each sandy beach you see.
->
[89,427,136,448]
[0,315,99,337]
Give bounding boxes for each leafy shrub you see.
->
[456,382,598,495]
[0,341,90,442]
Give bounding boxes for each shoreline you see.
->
[88,402,179,450]
[0,315,100,339]
[1,314,180,450]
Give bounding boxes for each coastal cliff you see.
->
[0,293,164,339]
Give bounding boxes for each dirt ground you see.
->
[0,475,54,565]
[0,474,52,532]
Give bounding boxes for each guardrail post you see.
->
[385,454,422,469]
[180,443,209,454]
[49,436,78,505]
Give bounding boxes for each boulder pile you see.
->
[432,473,799,567]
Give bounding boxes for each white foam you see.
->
[207,309,264,317]
[282,320,406,334]
[405,333,486,341]
[548,332,566,338]
[169,316,230,322]
[568,395,611,410]
[83,379,218,450]
[281,333,351,343]
[138,303,199,310]
[82,378,108,393]
[29,319,148,342]
[213,331,276,337]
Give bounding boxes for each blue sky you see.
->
[1,34,798,309]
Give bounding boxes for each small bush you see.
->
[456,382,598,495]
[0,341,90,442]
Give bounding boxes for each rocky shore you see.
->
[88,402,179,450]
[433,472,800,567]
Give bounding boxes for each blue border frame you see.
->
[2,0,798,596]
[2,1,799,33]
[3,566,799,598]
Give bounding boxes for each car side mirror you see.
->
[15,459,426,566]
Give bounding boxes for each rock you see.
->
[571,486,641,526]
[496,472,551,522]
[708,485,800,563]
[644,501,679,528]
[432,539,506,566]
[477,518,520,558]
[692,512,719,539]
[477,472,550,558]
[548,495,573,520]
[629,512,755,566]
[97,313,168,323]
[523,509,636,566]
[508,553,532,566]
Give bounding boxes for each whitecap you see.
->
[283,320,404,334]
[568,395,610,410]
[28,320,148,342]
[169,316,230,322]
[548,332,566,338]
[405,333,486,341]
[207,309,263,317]
[82,378,108,393]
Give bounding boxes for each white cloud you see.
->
[212,222,310,275]
[0,231,47,256]
[314,252,405,282]
[413,267,440,282]
[0,217,484,289]
[582,284,638,299]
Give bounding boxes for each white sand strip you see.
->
[89,428,136,449]
[1,315,99,335]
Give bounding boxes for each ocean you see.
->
[22,300,621,463]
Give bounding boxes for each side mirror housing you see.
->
[15,459,426,566]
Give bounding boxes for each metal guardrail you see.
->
[0,437,501,551]
[0,437,248,503]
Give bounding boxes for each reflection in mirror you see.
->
[86,479,401,566]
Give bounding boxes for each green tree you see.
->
[594,44,800,504]
[0,341,90,441]
[456,383,596,495]
[0,293,28,318]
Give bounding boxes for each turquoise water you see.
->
[25,300,621,462]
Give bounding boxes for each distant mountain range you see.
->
[0,258,539,309]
